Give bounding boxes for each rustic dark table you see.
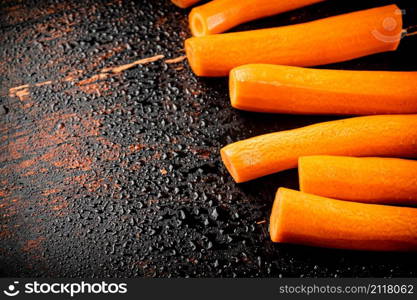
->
[1,0,417,277]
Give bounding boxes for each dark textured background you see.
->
[1,0,417,277]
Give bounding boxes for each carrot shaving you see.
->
[165,55,187,64]
[101,54,164,73]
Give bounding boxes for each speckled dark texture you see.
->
[1,0,417,278]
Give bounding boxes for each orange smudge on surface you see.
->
[35,80,52,87]
[42,188,60,196]
[18,159,36,169]
[101,45,125,60]
[128,143,143,153]
[0,196,19,217]
[51,144,92,171]
[52,202,67,211]
[101,54,164,73]
[1,112,101,174]
[22,237,45,253]
[0,226,12,238]
[7,80,51,99]
[8,84,31,101]
[76,73,111,96]
[22,170,36,176]
[130,162,141,171]
[71,174,88,184]
[70,174,90,190]
[70,174,104,193]
[23,102,33,109]
[36,112,98,146]
[160,168,168,175]
[84,178,104,192]
[6,46,146,100]
[38,112,76,124]
[13,88,30,101]
[77,73,108,86]
[64,69,84,82]
[64,75,76,81]
[165,55,186,64]
[49,195,68,213]
[97,137,120,161]
[83,118,101,136]
[10,128,28,139]
[9,84,29,93]
[78,82,109,95]
[0,135,28,161]
[37,23,75,42]
[40,149,55,162]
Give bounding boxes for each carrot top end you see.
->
[220,146,243,183]
[189,9,208,37]
[228,69,238,109]
[270,188,286,242]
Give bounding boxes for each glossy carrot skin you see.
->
[221,115,417,183]
[171,0,201,8]
[185,4,402,76]
[299,156,417,205]
[270,188,417,251]
[230,64,417,115]
[189,0,325,36]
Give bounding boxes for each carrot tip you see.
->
[184,38,202,77]
[269,188,285,243]
[220,147,242,183]
[171,0,198,8]
[171,0,187,8]
[229,69,239,109]
[297,156,307,192]
[189,9,207,37]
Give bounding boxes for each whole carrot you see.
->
[230,64,417,115]
[189,0,325,36]
[299,156,417,205]
[221,115,417,183]
[270,188,417,251]
[185,4,403,76]
[171,0,201,8]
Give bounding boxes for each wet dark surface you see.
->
[1,0,417,277]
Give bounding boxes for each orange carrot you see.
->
[230,64,417,115]
[171,0,201,8]
[189,0,325,36]
[185,4,402,76]
[299,156,417,205]
[221,115,417,183]
[270,188,417,251]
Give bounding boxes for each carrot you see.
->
[220,115,417,183]
[185,4,402,76]
[230,64,417,115]
[270,188,417,251]
[189,0,325,37]
[299,156,417,205]
[171,0,201,8]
